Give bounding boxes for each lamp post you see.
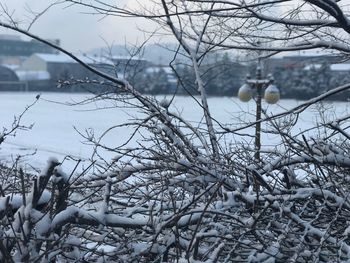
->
[237,65,280,163]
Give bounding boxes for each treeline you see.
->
[5,53,349,101]
[131,53,247,96]
[130,55,350,101]
[273,64,350,100]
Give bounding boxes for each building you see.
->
[0,65,28,91]
[265,53,344,73]
[20,53,113,78]
[109,56,148,68]
[108,56,149,78]
[145,66,178,93]
[0,65,19,81]
[17,53,116,92]
[329,63,350,73]
[0,35,59,66]
[302,63,350,73]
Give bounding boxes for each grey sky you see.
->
[0,1,160,53]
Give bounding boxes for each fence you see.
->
[0,81,28,91]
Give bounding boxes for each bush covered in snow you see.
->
[2,90,350,262]
[2,0,350,262]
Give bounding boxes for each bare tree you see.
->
[0,0,350,262]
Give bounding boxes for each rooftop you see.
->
[330,64,350,71]
[0,35,21,41]
[303,63,350,71]
[34,53,114,65]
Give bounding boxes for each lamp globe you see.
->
[264,84,280,104]
[238,84,253,102]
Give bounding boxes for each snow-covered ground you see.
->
[0,92,348,171]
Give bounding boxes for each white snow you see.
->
[146,66,174,75]
[303,63,350,72]
[16,70,50,81]
[0,92,348,172]
[50,205,149,231]
[0,190,51,211]
[330,63,350,71]
[303,64,322,70]
[34,53,113,65]
[36,213,51,236]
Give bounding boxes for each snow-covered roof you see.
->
[16,70,50,81]
[146,66,177,83]
[304,63,350,71]
[284,49,333,58]
[35,53,76,63]
[0,34,21,41]
[330,64,350,71]
[146,66,174,74]
[110,55,146,61]
[2,64,19,70]
[303,64,322,70]
[85,56,114,65]
[34,53,113,65]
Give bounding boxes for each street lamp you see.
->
[237,65,280,162]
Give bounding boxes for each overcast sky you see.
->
[0,1,163,53]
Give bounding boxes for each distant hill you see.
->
[88,43,241,66]
[88,43,189,65]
